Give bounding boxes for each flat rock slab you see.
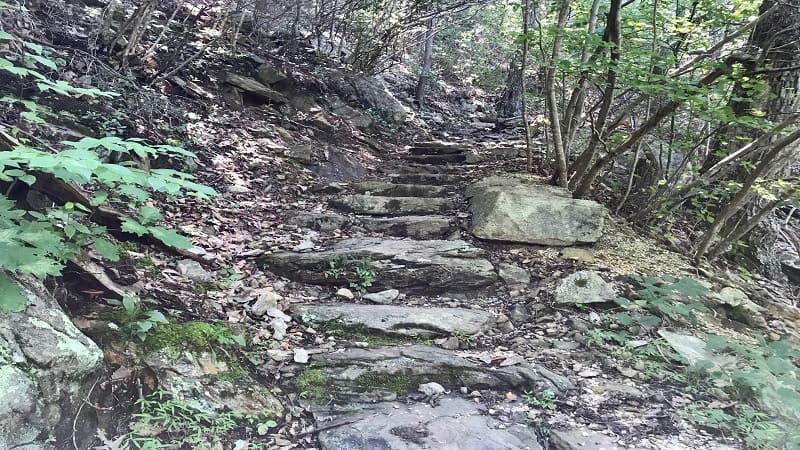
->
[262,238,496,292]
[349,181,450,198]
[359,216,452,239]
[551,429,635,450]
[468,176,605,246]
[330,195,456,215]
[307,344,573,402]
[292,304,495,337]
[404,153,466,164]
[409,146,467,155]
[315,397,542,450]
[388,173,467,185]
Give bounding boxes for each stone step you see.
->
[314,397,542,450]
[392,163,476,174]
[298,344,573,403]
[408,146,466,155]
[330,195,456,216]
[412,141,466,149]
[388,173,468,185]
[292,304,494,338]
[349,181,450,198]
[359,215,452,239]
[403,153,467,164]
[289,212,452,239]
[261,237,497,292]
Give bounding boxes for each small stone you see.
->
[470,391,482,398]
[509,304,531,324]
[363,289,400,304]
[418,382,445,397]
[252,290,283,316]
[499,354,525,367]
[768,332,781,341]
[293,348,310,364]
[498,263,531,285]
[460,387,469,394]
[439,336,460,350]
[336,288,354,299]
[552,341,581,351]
[505,392,518,402]
[554,271,616,305]
[176,259,213,283]
[496,313,509,323]
[267,308,291,322]
[578,368,602,378]
[226,184,251,194]
[271,318,288,340]
[267,350,292,361]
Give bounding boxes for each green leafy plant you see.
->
[108,296,169,342]
[687,403,788,450]
[128,391,277,450]
[0,31,216,313]
[612,275,710,328]
[523,390,557,411]
[322,256,377,293]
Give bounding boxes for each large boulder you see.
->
[1,273,104,449]
[261,237,497,292]
[325,69,410,124]
[224,72,288,104]
[467,176,606,246]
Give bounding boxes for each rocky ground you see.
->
[2,7,799,447]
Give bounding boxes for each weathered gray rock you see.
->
[307,344,573,402]
[292,304,494,337]
[262,238,497,292]
[349,181,449,198]
[363,289,400,304]
[224,72,288,103]
[657,330,736,369]
[310,147,368,181]
[289,211,350,232]
[404,153,466,165]
[706,287,767,328]
[143,349,283,418]
[388,173,467,185]
[330,195,456,216]
[1,274,104,450]
[285,144,315,163]
[315,397,543,450]
[551,429,633,450]
[325,69,410,123]
[359,216,452,239]
[498,263,531,285]
[177,259,214,283]
[330,98,372,129]
[468,176,606,246]
[554,271,616,304]
[256,63,287,85]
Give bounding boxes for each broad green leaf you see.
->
[122,296,136,312]
[138,205,163,225]
[93,238,119,262]
[146,310,168,323]
[0,272,27,313]
[121,217,148,236]
[0,31,13,41]
[148,226,191,249]
[231,334,246,347]
[637,315,662,327]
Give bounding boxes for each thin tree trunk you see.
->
[545,0,571,187]
[415,18,435,108]
[521,0,533,171]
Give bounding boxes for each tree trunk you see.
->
[545,0,572,187]
[415,18,435,109]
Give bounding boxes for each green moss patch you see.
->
[296,369,328,403]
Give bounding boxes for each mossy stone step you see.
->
[329,195,456,216]
[349,181,451,198]
[359,215,452,239]
[403,153,467,164]
[387,173,468,185]
[261,237,497,292]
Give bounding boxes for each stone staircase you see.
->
[263,141,575,449]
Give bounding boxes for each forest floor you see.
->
[5,3,800,448]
